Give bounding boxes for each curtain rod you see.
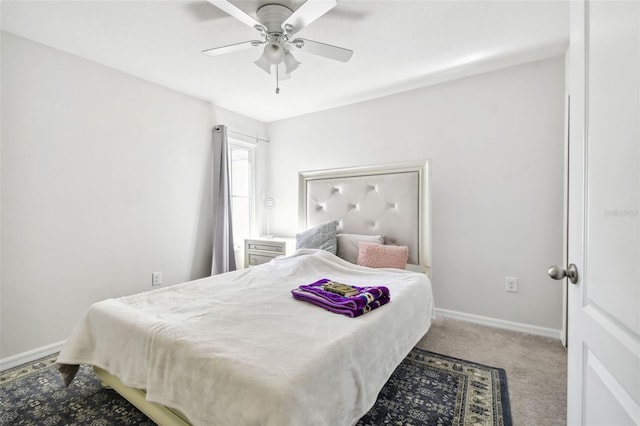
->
[228,130,269,144]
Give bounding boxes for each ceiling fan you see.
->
[202,0,353,93]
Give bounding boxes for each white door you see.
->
[563,1,640,424]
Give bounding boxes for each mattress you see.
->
[57,249,434,426]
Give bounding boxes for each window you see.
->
[228,141,255,245]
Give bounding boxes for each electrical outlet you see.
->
[152,271,163,286]
[505,276,518,293]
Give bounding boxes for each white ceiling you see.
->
[1,0,569,123]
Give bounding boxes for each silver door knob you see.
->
[547,264,579,284]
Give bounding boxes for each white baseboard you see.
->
[435,308,562,340]
[0,340,65,372]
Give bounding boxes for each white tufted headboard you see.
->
[298,161,431,271]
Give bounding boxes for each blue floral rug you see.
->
[1,348,511,425]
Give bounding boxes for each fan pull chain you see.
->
[275,65,280,94]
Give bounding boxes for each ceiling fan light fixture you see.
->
[263,42,285,64]
[254,53,272,74]
[204,0,351,93]
[284,51,301,73]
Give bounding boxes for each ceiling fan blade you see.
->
[291,38,353,62]
[282,0,337,35]
[207,0,264,30]
[202,40,263,56]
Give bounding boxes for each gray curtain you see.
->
[211,125,237,274]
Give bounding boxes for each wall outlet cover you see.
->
[152,271,163,286]
[505,276,518,293]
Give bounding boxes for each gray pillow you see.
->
[296,220,338,254]
[336,233,385,264]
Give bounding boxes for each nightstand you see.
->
[244,237,295,267]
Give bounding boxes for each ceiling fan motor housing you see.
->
[256,4,293,34]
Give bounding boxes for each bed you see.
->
[57,160,433,426]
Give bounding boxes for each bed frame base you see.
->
[93,366,192,426]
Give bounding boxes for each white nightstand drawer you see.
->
[244,237,295,268]
[247,253,278,266]
[247,242,285,254]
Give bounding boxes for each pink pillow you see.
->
[357,242,409,269]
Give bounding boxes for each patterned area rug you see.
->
[0,348,511,425]
[357,349,512,425]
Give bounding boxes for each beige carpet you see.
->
[416,317,567,426]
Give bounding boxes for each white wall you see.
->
[0,32,262,358]
[266,57,566,330]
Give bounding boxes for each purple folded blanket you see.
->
[291,278,391,317]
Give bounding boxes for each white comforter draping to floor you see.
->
[57,249,433,426]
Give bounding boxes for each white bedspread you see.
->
[57,249,434,426]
